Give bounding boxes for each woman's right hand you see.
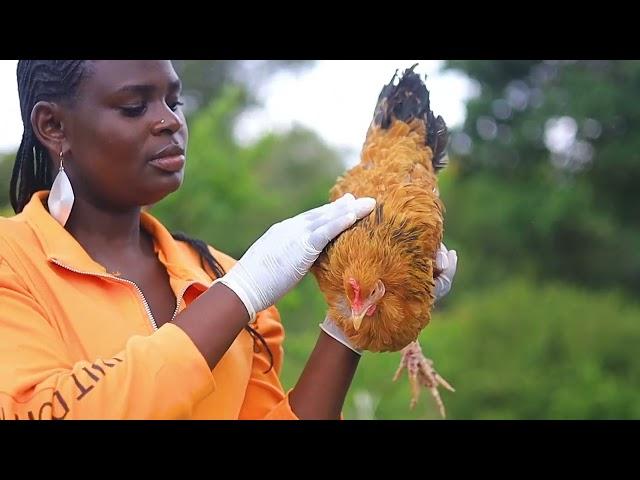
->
[214,193,376,322]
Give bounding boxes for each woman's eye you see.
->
[120,104,147,117]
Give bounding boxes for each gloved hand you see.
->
[320,242,459,355]
[319,314,361,354]
[435,243,458,301]
[214,193,376,323]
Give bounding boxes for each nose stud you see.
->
[160,119,165,124]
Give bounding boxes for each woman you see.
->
[0,60,457,419]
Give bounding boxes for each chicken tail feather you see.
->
[371,64,449,171]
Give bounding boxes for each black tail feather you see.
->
[372,64,449,171]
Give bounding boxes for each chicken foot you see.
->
[393,340,454,418]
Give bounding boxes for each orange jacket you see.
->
[0,191,298,419]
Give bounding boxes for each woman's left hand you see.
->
[435,243,458,301]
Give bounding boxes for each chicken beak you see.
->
[351,309,367,331]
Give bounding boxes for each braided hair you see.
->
[11,60,273,372]
[11,60,88,213]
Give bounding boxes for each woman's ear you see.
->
[30,101,67,156]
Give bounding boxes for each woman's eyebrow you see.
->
[113,84,155,96]
[113,79,182,96]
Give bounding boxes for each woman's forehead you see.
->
[85,60,179,93]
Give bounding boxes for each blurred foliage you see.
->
[0,152,12,214]
[1,60,638,419]
[442,60,640,294]
[172,60,312,117]
[282,279,640,419]
[149,84,344,261]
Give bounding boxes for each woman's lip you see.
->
[149,154,185,173]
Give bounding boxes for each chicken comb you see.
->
[372,64,449,171]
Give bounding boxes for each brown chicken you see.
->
[310,65,454,417]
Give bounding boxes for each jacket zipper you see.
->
[50,258,160,331]
[170,284,192,323]
[50,258,196,332]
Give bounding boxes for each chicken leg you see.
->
[393,340,454,418]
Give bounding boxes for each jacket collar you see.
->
[23,191,211,285]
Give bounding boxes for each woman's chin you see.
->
[143,174,184,205]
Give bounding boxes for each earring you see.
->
[48,150,75,227]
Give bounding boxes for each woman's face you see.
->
[58,60,188,210]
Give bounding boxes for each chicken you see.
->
[310,64,454,417]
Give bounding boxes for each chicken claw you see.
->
[393,340,454,418]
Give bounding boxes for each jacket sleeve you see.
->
[206,246,299,420]
[0,257,216,420]
[237,304,299,420]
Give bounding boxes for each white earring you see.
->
[48,150,75,227]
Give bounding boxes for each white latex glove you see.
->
[320,242,458,355]
[213,193,376,322]
[319,315,363,355]
[435,243,458,301]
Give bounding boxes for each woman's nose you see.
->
[152,110,183,135]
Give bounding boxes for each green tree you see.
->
[441,60,640,294]
[173,60,312,116]
[150,85,343,258]
[280,280,640,419]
